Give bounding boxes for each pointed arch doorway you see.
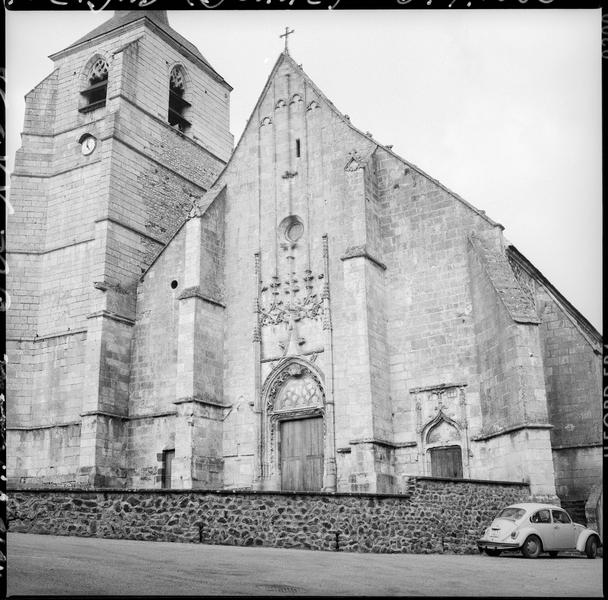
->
[421,410,467,479]
[262,359,331,492]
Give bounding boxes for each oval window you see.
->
[279,215,304,243]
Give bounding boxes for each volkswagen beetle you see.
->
[477,503,601,558]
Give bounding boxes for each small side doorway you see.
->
[280,417,323,491]
[429,445,463,478]
[161,449,175,489]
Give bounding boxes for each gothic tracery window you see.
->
[79,57,109,113]
[168,65,191,132]
[274,374,323,411]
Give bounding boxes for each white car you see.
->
[477,502,601,559]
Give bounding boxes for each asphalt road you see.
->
[7,532,603,597]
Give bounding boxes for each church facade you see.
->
[7,12,602,508]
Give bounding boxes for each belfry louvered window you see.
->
[168,66,191,132]
[79,58,108,113]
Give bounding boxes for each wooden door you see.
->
[280,418,323,491]
[429,445,463,478]
[162,449,174,489]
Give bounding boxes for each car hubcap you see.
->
[526,539,538,554]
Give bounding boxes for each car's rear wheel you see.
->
[521,535,542,558]
[585,536,599,559]
[485,549,502,557]
[548,551,558,558]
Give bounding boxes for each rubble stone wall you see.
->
[8,477,529,554]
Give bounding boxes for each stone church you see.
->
[7,11,602,510]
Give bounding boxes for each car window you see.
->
[552,510,571,524]
[497,507,526,520]
[530,509,551,524]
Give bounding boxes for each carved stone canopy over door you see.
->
[425,417,463,478]
[413,384,471,479]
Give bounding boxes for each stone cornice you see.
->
[7,329,88,344]
[472,423,553,442]
[86,310,135,327]
[80,410,129,420]
[129,411,177,421]
[177,286,225,308]
[7,421,81,431]
[261,348,324,363]
[9,238,95,256]
[94,216,165,246]
[551,442,602,451]
[340,245,387,271]
[7,486,414,500]
[409,383,467,394]
[173,396,231,409]
[11,158,102,180]
[349,438,417,449]
[7,411,179,430]
[410,475,529,488]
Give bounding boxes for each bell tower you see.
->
[7,11,233,487]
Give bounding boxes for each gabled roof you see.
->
[142,50,512,286]
[219,51,503,230]
[52,10,230,88]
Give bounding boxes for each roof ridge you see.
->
[50,11,228,87]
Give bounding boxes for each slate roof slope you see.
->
[469,234,540,324]
[60,10,229,87]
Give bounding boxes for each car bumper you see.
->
[477,540,521,551]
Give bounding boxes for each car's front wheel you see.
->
[485,549,502,557]
[585,536,599,559]
[521,535,542,558]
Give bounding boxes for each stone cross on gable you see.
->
[280,27,295,54]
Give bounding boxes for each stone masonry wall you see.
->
[6,13,231,488]
[507,249,602,503]
[8,478,529,554]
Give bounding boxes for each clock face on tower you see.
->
[81,135,97,156]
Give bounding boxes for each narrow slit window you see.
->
[168,66,191,132]
[296,139,301,158]
[79,58,108,113]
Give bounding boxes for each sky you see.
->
[5,8,602,331]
